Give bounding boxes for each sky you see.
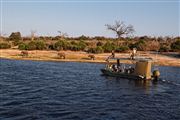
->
[0,0,179,37]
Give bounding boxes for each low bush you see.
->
[115,46,129,52]
[87,46,104,53]
[129,40,146,51]
[95,46,104,53]
[78,40,87,50]
[171,40,180,52]
[27,41,37,50]
[18,43,28,50]
[54,40,70,50]
[96,41,104,46]
[103,41,116,52]
[0,43,11,49]
[159,45,170,52]
[35,41,46,50]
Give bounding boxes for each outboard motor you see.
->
[153,70,160,81]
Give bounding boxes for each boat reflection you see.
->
[103,76,158,93]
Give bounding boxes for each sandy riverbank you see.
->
[0,49,180,67]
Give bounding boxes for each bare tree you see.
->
[57,31,68,38]
[105,20,135,38]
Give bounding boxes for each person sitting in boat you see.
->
[129,67,135,73]
[112,64,118,72]
[124,66,134,74]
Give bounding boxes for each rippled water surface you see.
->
[0,59,180,120]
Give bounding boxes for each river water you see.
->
[0,59,180,120]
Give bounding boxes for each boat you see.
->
[101,55,160,81]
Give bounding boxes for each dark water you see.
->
[0,59,180,120]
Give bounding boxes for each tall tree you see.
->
[9,32,22,41]
[105,20,135,38]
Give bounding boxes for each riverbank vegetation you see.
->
[0,32,179,54]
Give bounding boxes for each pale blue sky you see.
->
[0,0,179,37]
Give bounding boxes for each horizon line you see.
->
[1,0,179,3]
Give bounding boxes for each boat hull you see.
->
[101,69,146,80]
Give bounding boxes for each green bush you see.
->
[27,41,36,50]
[87,48,96,53]
[9,32,22,46]
[0,43,11,49]
[78,40,87,50]
[171,40,180,51]
[18,43,28,50]
[103,41,116,52]
[54,40,63,50]
[54,40,70,50]
[159,45,170,52]
[35,41,46,50]
[115,46,129,52]
[70,45,81,51]
[96,41,104,46]
[18,41,46,50]
[95,46,104,53]
[67,41,87,51]
[78,35,89,40]
[48,44,55,50]
[129,40,146,51]
[87,46,104,53]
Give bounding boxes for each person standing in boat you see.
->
[111,50,115,58]
[105,50,115,61]
[117,59,121,72]
[130,48,137,60]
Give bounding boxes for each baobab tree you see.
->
[105,20,135,38]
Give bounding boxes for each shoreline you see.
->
[0,49,180,67]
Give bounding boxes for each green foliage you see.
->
[6,35,180,53]
[87,48,96,53]
[94,36,106,40]
[103,41,116,52]
[96,41,104,46]
[171,40,180,51]
[18,43,28,50]
[0,43,11,49]
[115,46,129,52]
[78,35,89,40]
[9,32,22,45]
[19,41,46,50]
[67,41,87,51]
[27,41,36,50]
[129,40,146,51]
[95,46,104,53]
[48,44,55,50]
[35,41,46,50]
[159,45,170,52]
[78,40,87,50]
[70,45,81,51]
[9,32,22,41]
[54,40,69,50]
[88,46,104,53]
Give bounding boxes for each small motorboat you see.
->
[101,57,160,81]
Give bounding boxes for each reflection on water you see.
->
[103,76,159,94]
[0,59,180,120]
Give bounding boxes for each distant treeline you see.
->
[0,32,179,53]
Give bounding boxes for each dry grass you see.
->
[0,49,179,66]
